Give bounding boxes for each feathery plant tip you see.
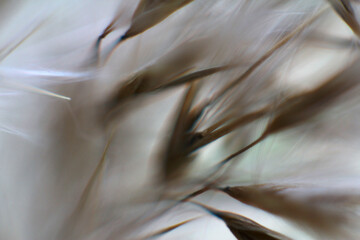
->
[1,0,360,240]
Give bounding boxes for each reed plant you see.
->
[1,1,360,239]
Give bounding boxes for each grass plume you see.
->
[2,1,360,240]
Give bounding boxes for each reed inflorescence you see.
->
[1,1,360,240]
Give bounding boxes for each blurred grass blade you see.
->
[122,0,194,40]
[104,40,207,121]
[0,18,46,62]
[95,8,124,52]
[141,218,196,239]
[328,0,360,37]
[162,83,202,182]
[221,185,349,236]
[59,132,115,239]
[264,58,360,135]
[106,0,194,58]
[209,7,328,106]
[5,81,71,100]
[194,202,291,240]
[212,58,360,172]
[154,65,232,90]
[190,106,271,152]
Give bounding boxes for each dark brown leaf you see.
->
[194,202,291,240]
[122,0,193,40]
[103,0,194,58]
[161,83,204,182]
[221,185,349,236]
